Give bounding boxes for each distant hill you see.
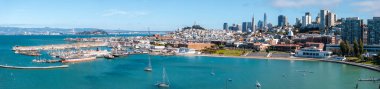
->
[0,26,170,35]
[76,29,109,35]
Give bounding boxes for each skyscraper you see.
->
[247,22,252,32]
[296,18,301,26]
[264,13,267,28]
[316,15,320,24]
[367,17,380,45]
[341,17,364,44]
[237,24,242,32]
[223,23,228,30]
[242,22,249,33]
[320,10,329,34]
[258,20,263,29]
[251,14,256,33]
[327,12,336,27]
[302,12,312,27]
[278,15,287,27]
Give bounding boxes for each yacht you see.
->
[144,56,152,72]
[155,67,170,88]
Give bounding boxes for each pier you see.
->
[0,65,69,69]
[13,42,107,51]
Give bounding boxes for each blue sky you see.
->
[0,0,379,31]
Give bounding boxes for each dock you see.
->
[13,42,107,51]
[0,65,69,69]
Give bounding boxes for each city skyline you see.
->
[0,0,379,31]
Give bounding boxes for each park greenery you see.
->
[201,45,247,56]
[339,40,380,65]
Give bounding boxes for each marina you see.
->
[1,35,380,89]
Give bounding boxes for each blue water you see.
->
[1,35,380,89]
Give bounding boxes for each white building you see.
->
[302,12,312,27]
[295,47,332,58]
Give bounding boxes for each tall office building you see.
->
[367,17,380,45]
[316,15,320,24]
[341,17,364,44]
[223,23,228,30]
[320,10,329,34]
[327,12,336,27]
[242,22,249,33]
[237,24,242,32]
[296,18,301,26]
[229,24,237,31]
[258,20,263,29]
[278,15,287,27]
[251,15,256,33]
[264,13,267,28]
[247,22,252,32]
[302,12,312,27]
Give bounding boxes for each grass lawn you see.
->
[214,49,246,56]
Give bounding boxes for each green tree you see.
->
[339,41,346,56]
[345,40,353,56]
[340,41,347,56]
[353,40,359,56]
[359,39,364,55]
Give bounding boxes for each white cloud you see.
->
[352,0,380,16]
[272,0,341,8]
[102,9,148,17]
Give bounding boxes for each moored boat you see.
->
[61,56,97,63]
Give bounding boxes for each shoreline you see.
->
[180,54,320,61]
[178,54,380,72]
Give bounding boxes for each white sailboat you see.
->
[144,56,152,72]
[210,68,215,76]
[155,67,170,88]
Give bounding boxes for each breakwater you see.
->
[0,65,69,69]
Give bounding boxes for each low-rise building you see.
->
[295,47,332,58]
[269,44,301,52]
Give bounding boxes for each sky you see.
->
[0,0,379,31]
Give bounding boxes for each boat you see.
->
[61,56,97,63]
[210,68,215,76]
[358,77,380,81]
[32,56,61,63]
[144,56,152,72]
[112,49,128,57]
[104,55,115,59]
[155,67,170,88]
[256,81,261,89]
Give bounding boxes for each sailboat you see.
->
[155,67,170,88]
[144,56,152,72]
[210,68,215,76]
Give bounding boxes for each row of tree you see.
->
[339,39,364,57]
